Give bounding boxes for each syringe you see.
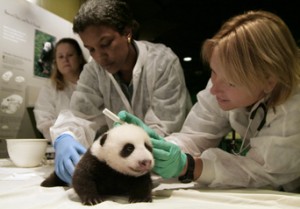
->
[102,108,125,124]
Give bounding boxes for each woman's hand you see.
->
[151,138,187,178]
[117,110,164,141]
[54,134,86,185]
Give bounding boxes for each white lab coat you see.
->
[34,81,76,141]
[50,40,192,148]
[168,81,300,192]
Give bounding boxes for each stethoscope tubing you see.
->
[231,102,267,156]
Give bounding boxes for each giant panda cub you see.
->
[41,124,154,205]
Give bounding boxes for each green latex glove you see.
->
[151,138,187,178]
[117,110,164,141]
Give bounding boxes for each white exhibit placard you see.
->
[0,0,88,138]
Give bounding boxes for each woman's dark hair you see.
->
[73,0,139,36]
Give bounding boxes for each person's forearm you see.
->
[193,157,203,180]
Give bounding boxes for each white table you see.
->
[1,159,300,209]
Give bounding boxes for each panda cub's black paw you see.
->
[40,172,68,187]
[81,195,104,206]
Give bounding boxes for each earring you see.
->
[127,35,131,44]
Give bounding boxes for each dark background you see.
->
[126,0,300,101]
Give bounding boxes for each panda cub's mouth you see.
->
[129,167,149,176]
[128,161,152,176]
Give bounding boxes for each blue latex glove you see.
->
[117,110,164,141]
[117,111,186,178]
[54,134,86,185]
[151,138,187,178]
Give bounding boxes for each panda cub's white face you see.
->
[91,124,154,177]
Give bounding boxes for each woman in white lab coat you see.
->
[50,0,192,185]
[119,10,300,192]
[34,38,87,141]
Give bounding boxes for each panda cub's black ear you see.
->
[99,133,108,146]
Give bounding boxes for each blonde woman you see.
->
[34,38,87,141]
[120,10,300,192]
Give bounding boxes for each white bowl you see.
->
[6,138,48,168]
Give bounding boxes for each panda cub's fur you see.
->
[41,124,154,205]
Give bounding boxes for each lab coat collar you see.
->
[132,40,147,76]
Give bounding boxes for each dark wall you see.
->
[127,0,300,101]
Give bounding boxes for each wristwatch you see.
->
[178,153,195,183]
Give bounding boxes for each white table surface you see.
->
[1,158,300,209]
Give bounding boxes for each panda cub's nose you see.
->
[139,160,152,170]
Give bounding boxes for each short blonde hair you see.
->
[202,10,300,108]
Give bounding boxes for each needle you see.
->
[102,108,125,124]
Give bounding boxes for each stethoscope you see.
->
[231,102,268,156]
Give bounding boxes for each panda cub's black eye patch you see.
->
[121,143,135,157]
[145,143,152,153]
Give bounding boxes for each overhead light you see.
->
[183,57,192,62]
